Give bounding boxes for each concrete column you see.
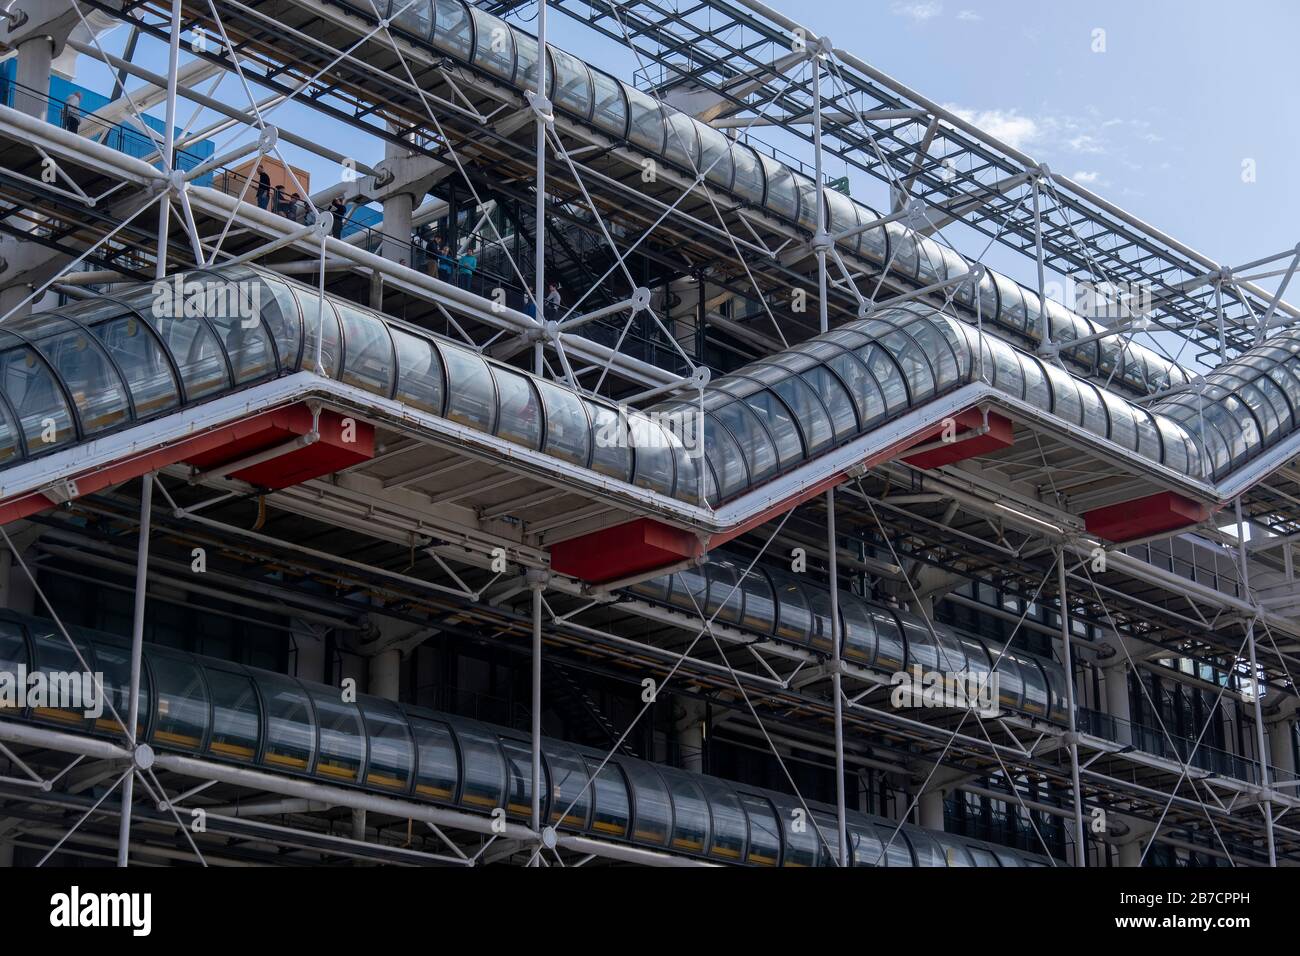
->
[676,701,706,774]
[918,789,945,831]
[369,648,401,702]
[1103,661,1132,745]
[382,191,414,265]
[14,35,54,119]
[1270,718,1296,779]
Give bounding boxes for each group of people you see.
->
[422,233,479,290]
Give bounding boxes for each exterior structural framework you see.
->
[0,0,1296,871]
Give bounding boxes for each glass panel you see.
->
[1101,390,1139,451]
[849,821,884,867]
[545,742,591,829]
[512,29,544,95]
[624,84,666,154]
[856,343,910,414]
[794,174,819,232]
[738,567,777,634]
[990,343,1023,397]
[938,835,976,866]
[441,345,496,433]
[626,764,676,842]
[759,152,799,222]
[807,583,835,655]
[1018,657,1049,717]
[883,221,919,279]
[670,565,709,615]
[503,738,546,818]
[452,719,507,810]
[730,143,765,204]
[900,614,938,672]
[89,638,149,738]
[898,317,960,390]
[536,378,590,465]
[470,7,516,82]
[587,757,630,838]
[879,329,936,404]
[740,387,803,467]
[702,779,747,861]
[740,793,781,866]
[1019,354,1052,412]
[857,202,889,264]
[258,674,315,772]
[994,275,1028,333]
[914,238,946,286]
[256,277,302,368]
[774,796,819,866]
[360,696,413,792]
[798,365,858,440]
[825,350,887,430]
[696,122,734,188]
[629,414,675,495]
[88,315,179,417]
[0,342,75,451]
[662,109,700,172]
[391,328,444,414]
[1133,407,1163,464]
[770,569,814,645]
[712,400,778,485]
[589,69,627,137]
[391,0,431,38]
[1077,381,1109,438]
[587,401,632,481]
[703,411,750,499]
[23,623,93,729]
[36,328,133,435]
[968,844,1001,867]
[336,304,394,396]
[411,717,459,800]
[992,651,1025,712]
[206,667,260,762]
[700,562,742,625]
[871,607,906,670]
[0,399,20,463]
[762,371,834,453]
[0,623,27,719]
[308,686,365,783]
[431,0,473,60]
[662,768,710,853]
[296,289,342,379]
[840,594,878,667]
[147,649,208,751]
[876,824,914,866]
[904,828,948,866]
[1044,364,1083,426]
[492,365,542,449]
[550,47,592,119]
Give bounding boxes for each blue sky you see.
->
[70,0,1298,298]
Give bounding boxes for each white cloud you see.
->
[944,105,1040,150]
[891,1,944,22]
[1067,133,1106,155]
[957,9,982,20]
[1072,170,1100,185]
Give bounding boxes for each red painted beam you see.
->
[183,406,373,489]
[549,517,703,585]
[900,409,1014,470]
[0,403,373,527]
[1085,491,1210,543]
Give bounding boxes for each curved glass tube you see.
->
[13,265,1238,523]
[0,608,1048,867]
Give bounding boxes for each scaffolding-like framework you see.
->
[0,0,1297,868]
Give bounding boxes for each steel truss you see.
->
[0,0,1296,869]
